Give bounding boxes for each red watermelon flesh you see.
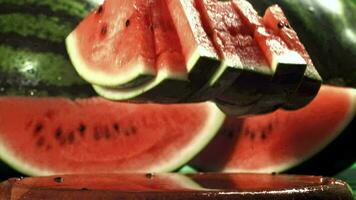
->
[190,85,356,173]
[0,97,224,176]
[66,0,156,87]
[263,4,322,109]
[232,0,307,111]
[165,0,219,72]
[166,0,227,101]
[91,0,192,102]
[263,5,312,66]
[195,0,272,110]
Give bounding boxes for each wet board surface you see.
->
[0,173,353,200]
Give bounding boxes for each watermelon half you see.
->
[0,97,224,175]
[191,85,356,175]
[66,0,156,87]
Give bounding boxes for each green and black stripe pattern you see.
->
[0,0,102,98]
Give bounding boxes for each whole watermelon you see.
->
[250,0,356,88]
[0,0,104,98]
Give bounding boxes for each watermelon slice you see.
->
[166,0,229,102]
[0,97,224,175]
[232,0,307,112]
[66,0,156,87]
[195,0,273,115]
[91,0,192,102]
[263,4,322,110]
[191,85,356,175]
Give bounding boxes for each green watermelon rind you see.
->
[0,101,225,176]
[92,67,188,101]
[65,32,156,87]
[222,87,356,174]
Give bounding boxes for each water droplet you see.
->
[28,89,37,96]
[308,6,315,12]
[57,76,62,81]
[0,87,5,93]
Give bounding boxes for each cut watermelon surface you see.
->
[92,0,192,102]
[191,85,356,174]
[0,97,224,175]
[65,0,321,116]
[66,0,156,87]
[195,0,272,114]
[231,0,307,112]
[263,4,322,109]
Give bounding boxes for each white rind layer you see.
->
[65,32,155,87]
[93,68,187,100]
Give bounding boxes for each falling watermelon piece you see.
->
[190,85,356,175]
[92,0,192,103]
[0,97,224,176]
[262,4,322,110]
[232,0,308,112]
[195,0,273,115]
[66,0,156,87]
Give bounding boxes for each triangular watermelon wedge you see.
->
[92,0,193,102]
[66,0,156,87]
[191,85,356,175]
[262,4,322,110]
[0,98,224,176]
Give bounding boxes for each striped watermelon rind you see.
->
[0,0,100,97]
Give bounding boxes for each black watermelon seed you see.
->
[277,21,290,29]
[149,24,154,32]
[125,19,130,27]
[101,24,108,36]
[34,123,44,135]
[277,21,285,29]
[78,124,86,133]
[96,5,103,14]
[261,132,267,140]
[54,177,64,183]
[145,173,154,179]
[68,132,75,144]
[81,188,89,191]
[55,128,63,139]
[113,123,120,132]
[36,137,45,147]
